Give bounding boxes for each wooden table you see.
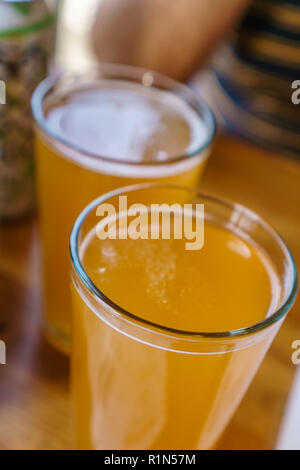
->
[0,134,299,450]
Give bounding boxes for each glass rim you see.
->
[70,183,298,341]
[31,63,216,167]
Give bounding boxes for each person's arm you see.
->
[91,0,251,81]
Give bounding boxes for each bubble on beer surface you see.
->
[45,81,207,162]
[80,220,281,332]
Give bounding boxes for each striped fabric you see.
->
[210,0,300,157]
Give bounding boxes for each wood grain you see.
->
[0,134,299,450]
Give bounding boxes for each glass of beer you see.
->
[31,64,216,354]
[70,184,297,450]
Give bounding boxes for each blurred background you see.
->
[55,0,99,71]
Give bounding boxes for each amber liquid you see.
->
[35,81,210,353]
[71,217,280,449]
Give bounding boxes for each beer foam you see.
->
[42,80,210,177]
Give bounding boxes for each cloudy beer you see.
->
[70,185,297,450]
[32,65,215,353]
